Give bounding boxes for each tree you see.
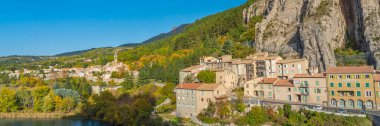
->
[61,97,76,112]
[0,87,18,112]
[217,102,231,119]
[54,88,80,102]
[196,70,216,83]
[160,83,175,97]
[221,41,233,55]
[42,94,55,112]
[108,80,116,87]
[183,75,195,83]
[246,106,269,125]
[284,104,291,118]
[121,72,134,90]
[32,86,50,112]
[15,88,32,110]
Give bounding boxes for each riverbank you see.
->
[0,112,78,119]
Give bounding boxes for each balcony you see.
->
[300,83,308,87]
[300,91,309,95]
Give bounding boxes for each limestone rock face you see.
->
[243,0,380,71]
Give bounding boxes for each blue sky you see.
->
[0,0,246,56]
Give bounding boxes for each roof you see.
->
[274,79,294,87]
[175,83,222,91]
[277,59,307,64]
[252,56,282,61]
[294,74,325,78]
[203,56,218,62]
[176,83,202,90]
[258,78,279,84]
[325,66,374,74]
[374,74,380,81]
[181,65,205,72]
[232,60,253,64]
[197,84,221,91]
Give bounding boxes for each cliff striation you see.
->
[243,0,380,71]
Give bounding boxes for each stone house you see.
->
[175,83,227,118]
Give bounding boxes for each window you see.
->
[246,84,249,88]
[355,75,360,79]
[330,83,334,87]
[201,98,204,102]
[338,75,342,79]
[338,92,344,96]
[298,64,301,69]
[329,75,334,79]
[316,81,319,86]
[356,83,361,87]
[338,83,342,87]
[315,88,321,93]
[292,64,295,68]
[269,92,272,98]
[347,83,351,87]
[317,96,320,101]
[331,91,335,96]
[288,88,291,92]
[346,75,351,79]
[365,83,370,87]
[357,91,361,96]
[377,91,380,97]
[260,85,264,89]
[288,95,292,101]
[365,75,370,78]
[268,85,272,89]
[284,65,287,68]
[366,91,372,97]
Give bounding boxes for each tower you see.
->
[114,50,118,64]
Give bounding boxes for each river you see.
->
[0,118,110,126]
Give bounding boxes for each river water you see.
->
[0,118,110,126]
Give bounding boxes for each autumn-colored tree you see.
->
[196,70,216,83]
[0,87,18,112]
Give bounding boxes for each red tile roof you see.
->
[274,79,294,87]
[176,83,202,90]
[325,66,375,74]
[374,74,380,82]
[197,84,221,91]
[258,78,279,84]
[294,74,325,78]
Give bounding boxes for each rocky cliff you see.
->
[243,0,380,71]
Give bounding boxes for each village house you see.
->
[325,66,376,109]
[214,69,238,90]
[276,59,309,79]
[251,78,278,99]
[245,53,283,78]
[178,65,207,84]
[273,79,294,102]
[374,74,380,109]
[293,74,328,105]
[175,83,227,118]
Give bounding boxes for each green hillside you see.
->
[116,0,259,84]
[2,0,260,85]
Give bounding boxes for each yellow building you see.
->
[374,74,380,109]
[325,66,376,109]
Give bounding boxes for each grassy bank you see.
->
[0,112,77,119]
